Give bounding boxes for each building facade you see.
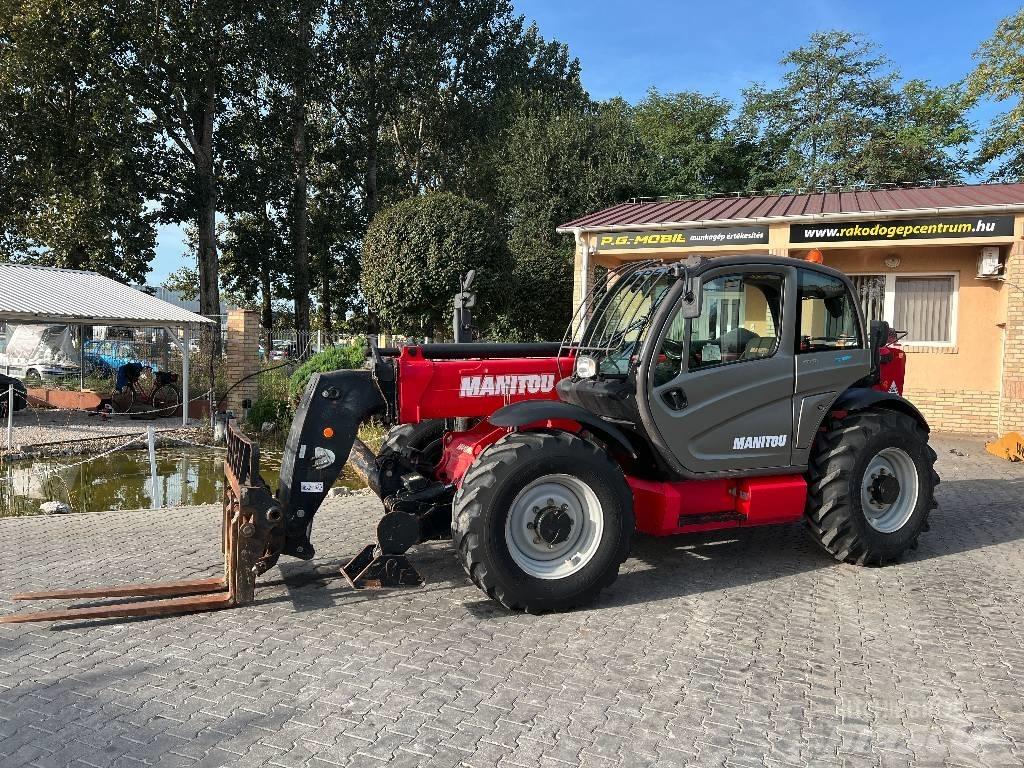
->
[558,183,1024,435]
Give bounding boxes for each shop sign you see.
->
[595,225,769,251]
[791,215,1014,243]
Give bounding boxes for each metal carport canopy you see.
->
[0,263,216,425]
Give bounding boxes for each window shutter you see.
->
[893,277,953,343]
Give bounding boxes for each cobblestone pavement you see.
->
[1,434,1023,768]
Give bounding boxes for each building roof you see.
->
[557,182,1024,231]
[0,264,216,326]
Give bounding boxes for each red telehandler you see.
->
[3,256,934,622]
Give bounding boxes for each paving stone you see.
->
[0,437,1021,768]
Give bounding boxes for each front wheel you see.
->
[453,431,633,613]
[110,386,135,413]
[805,409,938,565]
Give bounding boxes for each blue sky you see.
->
[148,0,1020,283]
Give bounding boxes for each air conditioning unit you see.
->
[977,246,1003,278]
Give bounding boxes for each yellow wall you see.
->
[576,217,1022,434]
[808,245,1005,394]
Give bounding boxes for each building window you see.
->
[849,273,957,346]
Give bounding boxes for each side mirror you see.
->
[670,257,703,318]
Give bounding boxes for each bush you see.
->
[288,343,366,400]
[246,396,291,432]
[361,192,511,337]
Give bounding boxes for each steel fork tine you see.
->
[0,591,235,624]
[12,576,226,601]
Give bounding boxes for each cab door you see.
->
[790,268,871,465]
[644,266,796,474]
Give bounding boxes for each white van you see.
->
[0,324,80,383]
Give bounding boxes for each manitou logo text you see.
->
[459,374,556,398]
[732,434,788,450]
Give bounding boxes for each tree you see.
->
[740,30,970,188]
[484,96,648,340]
[361,192,510,337]
[968,8,1024,180]
[633,89,763,196]
[162,266,199,301]
[0,0,157,282]
[112,1,260,325]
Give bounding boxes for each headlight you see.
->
[575,355,597,379]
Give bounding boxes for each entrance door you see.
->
[646,267,795,474]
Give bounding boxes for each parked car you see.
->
[0,372,28,417]
[0,325,80,383]
[269,341,296,362]
[84,340,161,378]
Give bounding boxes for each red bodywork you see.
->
[875,341,907,395]
[395,345,809,536]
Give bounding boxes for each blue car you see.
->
[84,340,161,378]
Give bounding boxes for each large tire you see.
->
[452,431,634,613]
[805,408,938,565]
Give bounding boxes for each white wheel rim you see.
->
[860,447,919,533]
[504,474,604,580]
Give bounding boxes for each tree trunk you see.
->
[290,0,312,340]
[320,249,333,336]
[195,64,221,353]
[260,256,273,331]
[365,114,379,221]
[196,160,221,340]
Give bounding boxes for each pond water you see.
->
[0,446,365,517]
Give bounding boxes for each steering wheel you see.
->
[660,337,684,361]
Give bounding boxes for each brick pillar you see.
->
[225,309,261,418]
[1000,241,1024,433]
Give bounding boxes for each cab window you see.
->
[654,272,783,386]
[796,270,862,353]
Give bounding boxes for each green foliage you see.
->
[740,30,972,188]
[969,8,1024,180]
[361,192,511,336]
[246,396,292,432]
[288,342,366,399]
[0,0,157,282]
[162,267,200,302]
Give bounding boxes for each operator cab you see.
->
[558,256,870,478]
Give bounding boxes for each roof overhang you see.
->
[0,312,214,328]
[556,202,1024,234]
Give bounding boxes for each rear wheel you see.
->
[805,408,938,565]
[453,431,633,612]
[151,384,180,417]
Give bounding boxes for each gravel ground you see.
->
[1,407,210,458]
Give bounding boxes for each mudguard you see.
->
[277,369,388,559]
[833,387,929,431]
[488,399,637,457]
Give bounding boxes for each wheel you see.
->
[453,431,634,613]
[151,384,180,417]
[110,387,135,413]
[805,408,938,565]
[380,419,446,466]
